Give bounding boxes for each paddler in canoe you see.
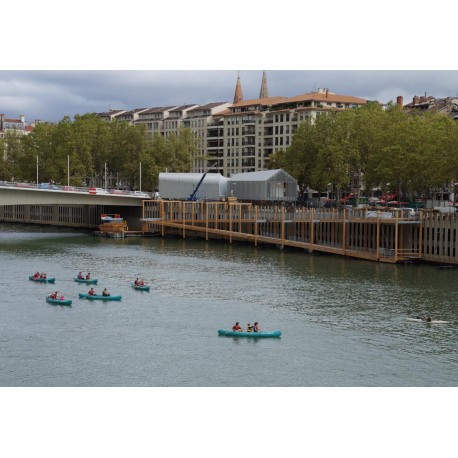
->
[77,271,84,279]
[86,272,91,280]
[417,315,432,322]
[88,287,97,296]
[232,322,243,332]
[102,288,111,297]
[134,278,145,286]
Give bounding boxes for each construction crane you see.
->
[187,163,218,201]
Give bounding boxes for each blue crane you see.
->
[187,163,218,201]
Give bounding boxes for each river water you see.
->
[0,223,457,387]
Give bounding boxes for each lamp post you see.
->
[36,156,39,187]
[104,163,107,190]
[67,155,70,187]
[139,162,142,192]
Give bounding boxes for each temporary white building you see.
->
[158,172,228,200]
[228,169,297,202]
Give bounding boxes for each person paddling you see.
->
[253,322,260,332]
[232,322,243,332]
[88,287,96,296]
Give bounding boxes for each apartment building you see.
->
[183,102,231,172]
[95,73,367,176]
[212,84,367,176]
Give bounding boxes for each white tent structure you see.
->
[228,169,297,202]
[158,173,228,201]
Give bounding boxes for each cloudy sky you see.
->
[1,70,458,123]
[2,1,457,124]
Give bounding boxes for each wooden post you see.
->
[395,220,399,262]
[229,203,233,243]
[205,202,209,241]
[281,205,285,248]
[342,208,346,255]
[255,205,258,246]
[376,215,380,260]
[182,201,186,239]
[418,213,423,258]
[310,207,314,251]
[161,200,165,237]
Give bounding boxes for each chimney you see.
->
[413,96,420,105]
[325,89,329,98]
[396,96,403,108]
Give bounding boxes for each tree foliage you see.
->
[0,115,198,190]
[271,103,458,199]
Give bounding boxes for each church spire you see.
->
[233,72,243,104]
[259,70,269,99]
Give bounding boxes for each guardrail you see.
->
[0,181,158,199]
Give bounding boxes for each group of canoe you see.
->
[30,273,151,306]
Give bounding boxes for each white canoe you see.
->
[407,318,449,324]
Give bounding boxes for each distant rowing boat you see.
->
[218,330,281,338]
[131,282,150,292]
[29,276,55,283]
[74,277,98,284]
[46,296,72,306]
[406,318,449,324]
[79,293,122,301]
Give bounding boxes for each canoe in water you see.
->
[218,330,281,338]
[74,278,98,284]
[29,276,55,283]
[79,293,122,301]
[407,318,449,324]
[46,296,72,306]
[131,282,150,292]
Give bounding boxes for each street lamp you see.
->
[36,156,39,186]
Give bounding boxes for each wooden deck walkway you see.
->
[141,201,424,264]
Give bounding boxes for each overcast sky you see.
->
[2,2,457,124]
[1,70,457,123]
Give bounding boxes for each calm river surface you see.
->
[0,223,457,387]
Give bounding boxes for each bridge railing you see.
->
[0,180,156,198]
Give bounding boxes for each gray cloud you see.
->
[1,70,457,123]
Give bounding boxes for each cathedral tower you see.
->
[259,70,269,99]
[233,72,243,104]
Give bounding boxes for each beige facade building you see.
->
[212,82,367,176]
[0,114,33,138]
[96,73,367,176]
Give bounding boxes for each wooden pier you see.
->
[140,201,441,264]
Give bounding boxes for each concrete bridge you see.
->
[0,182,152,230]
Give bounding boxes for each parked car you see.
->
[89,188,109,195]
[133,191,150,198]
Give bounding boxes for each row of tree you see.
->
[0,114,199,190]
[269,102,458,201]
